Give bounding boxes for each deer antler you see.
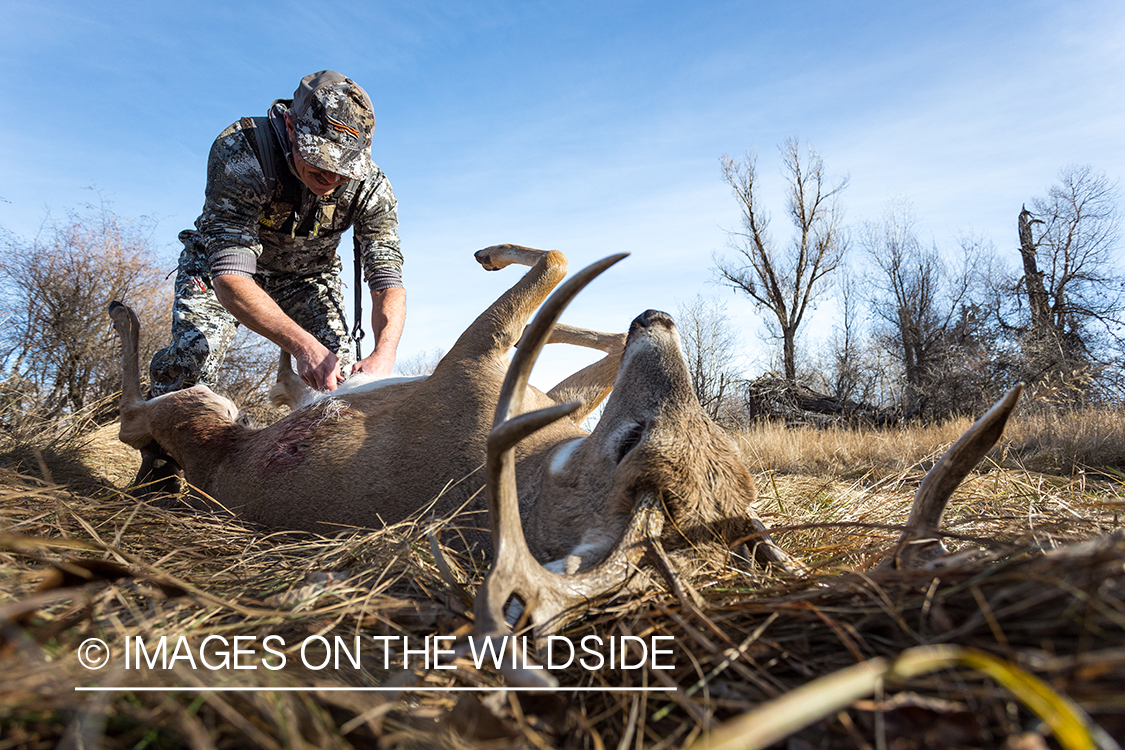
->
[472,253,666,687]
[882,385,1023,569]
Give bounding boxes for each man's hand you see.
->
[295,343,345,391]
[351,349,396,379]
[213,274,346,392]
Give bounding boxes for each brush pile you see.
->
[1,425,1123,749]
[742,376,906,428]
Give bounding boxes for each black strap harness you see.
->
[240,115,367,359]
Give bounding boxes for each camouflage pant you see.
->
[149,237,356,396]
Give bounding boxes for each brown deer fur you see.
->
[112,246,788,568]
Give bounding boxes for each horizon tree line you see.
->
[708,143,1123,423]
[0,155,1120,429]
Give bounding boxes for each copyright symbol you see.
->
[78,638,110,670]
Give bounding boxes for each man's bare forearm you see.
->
[212,274,342,389]
[354,286,406,377]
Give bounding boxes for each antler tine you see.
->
[477,399,663,636]
[474,254,652,687]
[493,252,629,425]
[885,384,1023,569]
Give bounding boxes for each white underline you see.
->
[75,686,674,693]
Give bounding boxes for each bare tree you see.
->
[818,265,872,404]
[716,138,848,382]
[0,205,172,417]
[395,347,446,377]
[1015,165,1123,390]
[863,201,1000,418]
[676,295,741,423]
[862,201,944,410]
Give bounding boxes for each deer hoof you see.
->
[474,247,508,271]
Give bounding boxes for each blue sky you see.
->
[2,1,1123,386]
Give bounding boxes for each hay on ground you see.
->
[0,424,1123,749]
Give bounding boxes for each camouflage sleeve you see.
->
[353,166,404,291]
[195,122,268,278]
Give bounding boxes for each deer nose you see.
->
[630,309,676,332]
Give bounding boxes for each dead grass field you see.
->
[1,406,1123,749]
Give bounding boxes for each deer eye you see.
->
[616,423,646,463]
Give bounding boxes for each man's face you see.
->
[285,113,347,196]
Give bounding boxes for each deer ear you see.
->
[614,422,646,463]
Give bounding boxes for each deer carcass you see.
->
[112,247,789,568]
[111,246,1020,662]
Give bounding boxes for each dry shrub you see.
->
[0,383,126,488]
[0,205,172,418]
[734,419,974,478]
[0,202,288,436]
[1002,404,1125,473]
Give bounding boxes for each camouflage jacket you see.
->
[183,101,403,290]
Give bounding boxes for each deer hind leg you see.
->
[111,301,245,490]
[108,301,184,494]
[109,302,155,449]
[442,246,571,364]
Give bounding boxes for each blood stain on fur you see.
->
[257,399,352,475]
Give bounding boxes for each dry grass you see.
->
[736,420,976,479]
[736,404,1125,478]
[1004,405,1125,474]
[0,409,1123,748]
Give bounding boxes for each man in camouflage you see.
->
[140,70,404,491]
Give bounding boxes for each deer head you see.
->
[469,255,1021,687]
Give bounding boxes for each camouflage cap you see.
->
[290,71,375,181]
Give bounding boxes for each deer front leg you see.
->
[474,244,554,272]
[269,350,316,410]
[538,326,626,424]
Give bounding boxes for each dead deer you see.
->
[111,247,1020,687]
[111,247,789,566]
